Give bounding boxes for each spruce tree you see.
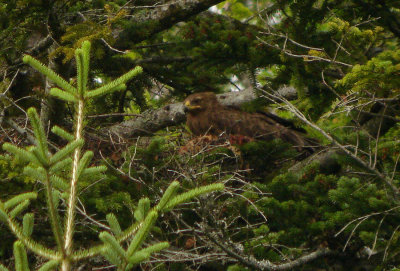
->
[0,41,224,271]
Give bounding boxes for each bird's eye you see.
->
[192,98,201,104]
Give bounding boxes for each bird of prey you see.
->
[183,92,317,152]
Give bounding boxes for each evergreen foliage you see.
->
[0,42,224,270]
[2,0,400,270]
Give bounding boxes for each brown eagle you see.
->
[183,92,317,152]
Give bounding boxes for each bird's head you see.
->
[183,92,219,114]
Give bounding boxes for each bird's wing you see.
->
[211,108,318,152]
[256,111,306,133]
[209,107,275,139]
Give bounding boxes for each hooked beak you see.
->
[183,100,201,113]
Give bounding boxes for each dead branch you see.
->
[115,0,226,48]
[202,224,333,271]
[260,87,400,201]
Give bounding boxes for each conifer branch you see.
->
[75,49,84,96]
[44,171,65,255]
[37,260,59,271]
[134,198,150,222]
[85,66,142,98]
[156,181,180,211]
[63,99,85,270]
[106,213,122,236]
[136,242,169,256]
[72,179,224,262]
[49,139,84,165]
[165,183,225,210]
[27,108,49,165]
[4,192,37,210]
[22,55,76,94]
[76,150,93,179]
[14,241,29,271]
[51,126,75,142]
[102,249,121,266]
[80,166,107,179]
[0,263,9,271]
[0,205,7,222]
[126,251,150,268]
[22,213,34,237]
[99,232,127,260]
[87,83,128,99]
[9,200,30,219]
[81,41,91,92]
[49,157,72,174]
[52,191,61,210]
[9,39,226,270]
[3,40,151,270]
[50,88,77,103]
[86,83,127,99]
[32,147,50,168]
[2,143,40,165]
[123,243,169,270]
[6,216,59,259]
[71,245,104,261]
[261,88,400,200]
[117,221,142,244]
[127,211,158,256]
[50,175,69,191]
[23,166,46,182]
[72,221,142,260]
[62,43,88,269]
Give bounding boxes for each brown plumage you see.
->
[183,92,317,152]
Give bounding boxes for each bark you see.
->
[198,10,266,32]
[115,0,226,49]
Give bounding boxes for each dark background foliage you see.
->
[1,0,400,270]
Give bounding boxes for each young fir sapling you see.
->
[0,41,224,271]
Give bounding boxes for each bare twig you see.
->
[383,224,400,261]
[372,106,386,169]
[202,224,332,271]
[335,206,400,238]
[87,112,140,118]
[259,87,400,200]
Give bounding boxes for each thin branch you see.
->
[372,106,386,169]
[383,224,400,261]
[101,38,126,54]
[259,87,400,200]
[87,112,140,118]
[257,35,353,67]
[202,224,332,271]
